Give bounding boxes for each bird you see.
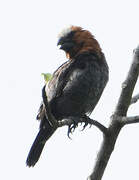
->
[26,25,109,167]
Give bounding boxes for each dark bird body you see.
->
[26,26,109,167]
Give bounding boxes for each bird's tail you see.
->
[26,119,56,167]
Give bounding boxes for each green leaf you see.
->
[41,73,52,83]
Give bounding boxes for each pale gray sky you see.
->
[0,0,139,179]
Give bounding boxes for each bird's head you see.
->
[57,26,102,59]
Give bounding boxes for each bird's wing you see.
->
[45,60,75,101]
[36,60,72,121]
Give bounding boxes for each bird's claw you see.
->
[80,115,92,131]
[67,117,79,138]
[81,121,89,131]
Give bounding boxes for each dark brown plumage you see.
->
[26,26,109,167]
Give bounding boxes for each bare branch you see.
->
[130,93,139,105]
[121,115,139,125]
[87,118,108,135]
[88,45,139,180]
[114,45,139,116]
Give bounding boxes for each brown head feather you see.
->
[68,26,102,58]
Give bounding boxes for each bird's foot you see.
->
[67,115,92,138]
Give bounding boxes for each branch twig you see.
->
[130,93,139,105]
[121,115,139,125]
